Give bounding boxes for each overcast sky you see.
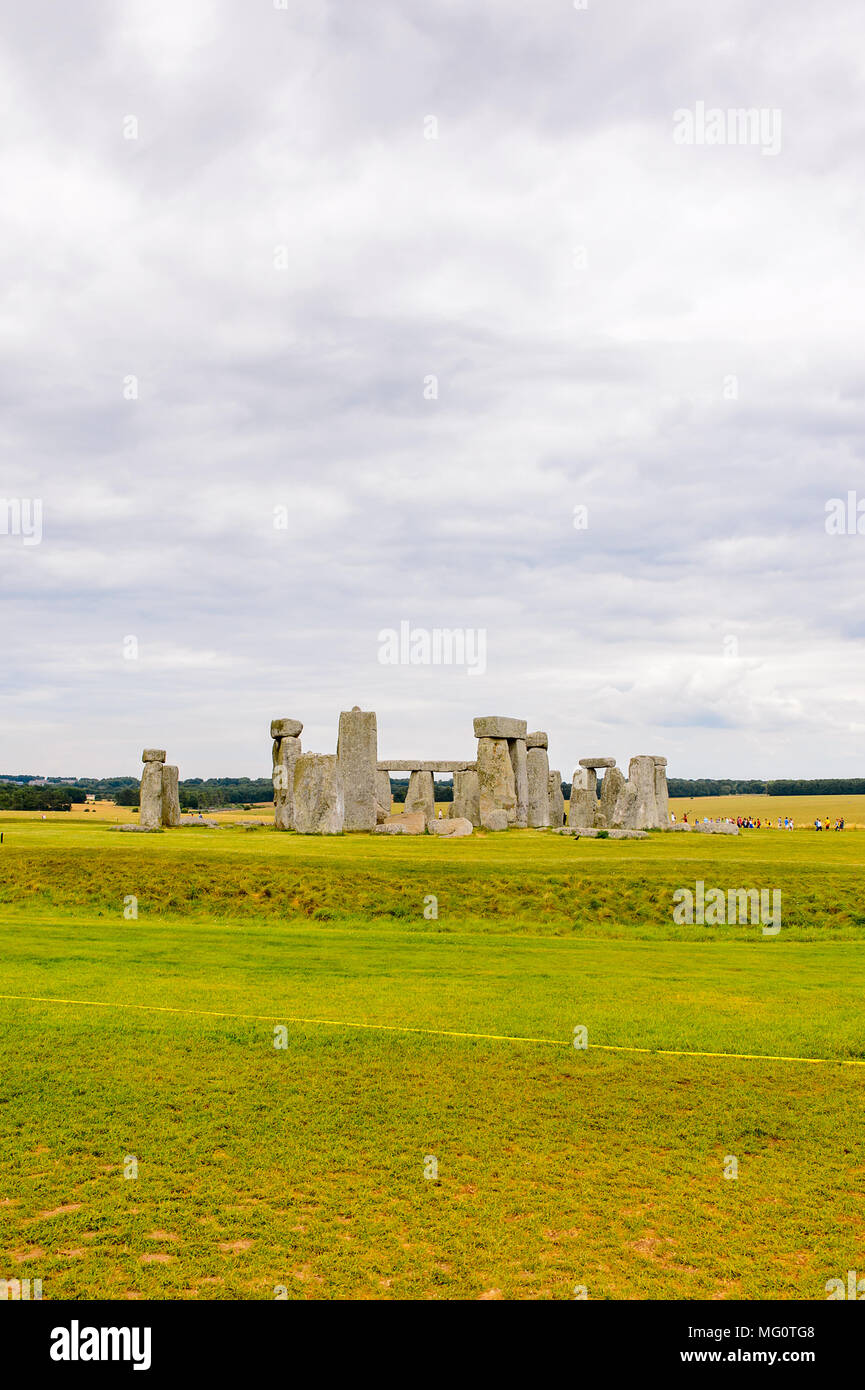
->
[1,0,863,781]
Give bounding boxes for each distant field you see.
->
[669,794,864,827]
[2,817,864,1300]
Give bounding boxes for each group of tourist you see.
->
[671,811,847,831]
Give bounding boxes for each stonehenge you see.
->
[565,753,670,832]
[136,711,671,841]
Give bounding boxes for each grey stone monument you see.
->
[336,706,378,832]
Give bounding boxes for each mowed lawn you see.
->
[1,819,864,1300]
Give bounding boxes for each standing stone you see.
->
[527,742,551,828]
[598,764,626,828]
[374,769,392,823]
[548,771,565,828]
[653,757,670,827]
[613,778,639,830]
[139,751,165,830]
[405,769,435,830]
[336,707,378,832]
[161,765,181,828]
[509,737,528,828]
[453,769,480,827]
[567,765,597,828]
[293,753,344,834]
[628,755,660,829]
[477,737,516,830]
[273,734,302,830]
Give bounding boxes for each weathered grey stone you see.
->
[377,760,476,773]
[628,755,661,829]
[653,757,670,826]
[567,765,597,828]
[553,826,649,840]
[273,734,301,830]
[613,779,639,829]
[579,756,616,769]
[477,737,517,829]
[374,769,392,823]
[405,769,435,829]
[374,812,425,835]
[651,756,668,767]
[525,731,548,750]
[293,753,344,834]
[139,759,164,830]
[452,769,480,827]
[270,717,303,740]
[161,765,181,828]
[142,748,166,764]
[692,820,739,835]
[548,771,565,828]
[432,817,473,837]
[483,809,509,831]
[598,764,626,827]
[336,706,378,832]
[509,738,528,827]
[473,716,527,741]
[527,745,551,827]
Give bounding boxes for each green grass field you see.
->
[2,817,864,1300]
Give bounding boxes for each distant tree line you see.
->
[389,778,454,803]
[0,784,86,810]
[668,778,865,798]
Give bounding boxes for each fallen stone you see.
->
[293,753,344,834]
[553,826,649,840]
[270,718,303,740]
[432,817,473,836]
[109,824,163,833]
[177,816,220,828]
[691,821,739,835]
[482,809,509,832]
[473,716,527,741]
[374,812,426,835]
